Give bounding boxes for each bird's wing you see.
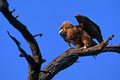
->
[74,14,103,43]
[88,18,102,37]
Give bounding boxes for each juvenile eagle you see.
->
[59,22,97,48]
[59,15,103,48]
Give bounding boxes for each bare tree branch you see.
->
[39,35,120,80]
[1,4,42,61]
[7,31,36,67]
[0,0,43,80]
[33,34,43,37]
[1,1,120,80]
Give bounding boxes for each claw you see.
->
[80,46,87,49]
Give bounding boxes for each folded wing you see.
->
[74,14,103,43]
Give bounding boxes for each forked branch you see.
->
[39,35,120,80]
[1,1,120,80]
[0,0,43,80]
[7,31,36,67]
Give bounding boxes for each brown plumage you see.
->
[74,14,103,43]
[59,22,97,48]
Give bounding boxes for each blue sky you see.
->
[0,0,120,80]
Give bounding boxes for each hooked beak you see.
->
[59,28,64,35]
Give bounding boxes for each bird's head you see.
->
[59,21,73,35]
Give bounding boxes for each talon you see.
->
[83,46,87,48]
[80,46,87,49]
[80,47,86,49]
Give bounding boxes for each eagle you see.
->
[59,22,97,48]
[59,15,103,48]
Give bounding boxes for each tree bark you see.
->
[0,0,43,80]
[0,0,120,80]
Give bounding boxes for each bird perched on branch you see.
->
[59,22,97,48]
[59,14,103,49]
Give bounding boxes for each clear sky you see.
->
[0,0,120,80]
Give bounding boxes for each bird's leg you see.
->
[68,43,71,48]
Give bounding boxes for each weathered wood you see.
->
[38,35,120,80]
[0,0,43,80]
[1,1,120,80]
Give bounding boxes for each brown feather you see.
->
[59,22,97,48]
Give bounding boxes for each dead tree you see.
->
[0,0,120,80]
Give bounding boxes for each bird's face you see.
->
[59,21,73,35]
[59,21,73,43]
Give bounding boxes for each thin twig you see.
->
[33,34,43,37]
